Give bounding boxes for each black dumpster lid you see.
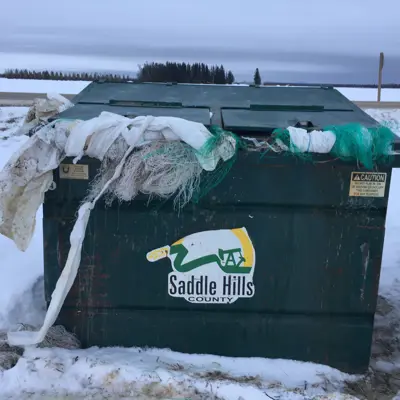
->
[221,107,376,132]
[56,104,211,126]
[55,82,380,134]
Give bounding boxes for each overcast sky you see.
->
[1,0,399,83]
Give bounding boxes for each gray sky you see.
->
[1,0,399,83]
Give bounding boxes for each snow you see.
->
[338,88,400,102]
[0,105,399,398]
[364,108,400,137]
[0,346,358,399]
[0,107,45,331]
[0,107,29,138]
[364,109,400,302]
[0,78,90,94]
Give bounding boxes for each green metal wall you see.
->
[43,152,392,373]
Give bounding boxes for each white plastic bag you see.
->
[287,126,336,154]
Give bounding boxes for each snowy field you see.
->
[0,93,400,398]
[0,78,90,94]
[1,78,400,102]
[338,88,400,102]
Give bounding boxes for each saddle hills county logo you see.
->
[146,227,256,304]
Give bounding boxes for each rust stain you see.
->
[360,243,370,301]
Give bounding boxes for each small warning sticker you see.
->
[59,164,89,180]
[349,172,387,198]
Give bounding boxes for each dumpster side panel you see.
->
[43,152,391,373]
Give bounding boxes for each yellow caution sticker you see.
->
[59,164,89,180]
[349,171,387,198]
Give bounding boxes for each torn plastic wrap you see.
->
[16,93,73,136]
[1,112,238,346]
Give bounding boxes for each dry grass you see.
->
[344,295,400,399]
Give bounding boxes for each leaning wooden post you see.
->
[377,52,384,102]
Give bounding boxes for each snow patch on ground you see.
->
[338,88,400,102]
[0,107,45,332]
[364,108,400,299]
[0,346,358,400]
[0,78,90,94]
[0,107,29,138]
[364,108,400,138]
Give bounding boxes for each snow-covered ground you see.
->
[338,88,400,102]
[0,108,45,331]
[0,78,90,94]
[1,78,400,102]
[0,101,399,399]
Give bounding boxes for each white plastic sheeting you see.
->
[0,122,68,251]
[1,112,236,346]
[243,128,337,154]
[276,127,336,154]
[7,204,91,347]
[17,93,73,136]
[64,112,223,170]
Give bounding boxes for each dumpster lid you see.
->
[70,82,355,110]
[56,82,380,134]
[221,107,378,133]
[55,104,211,125]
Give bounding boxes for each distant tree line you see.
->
[1,69,130,82]
[137,62,235,84]
[1,62,237,84]
[3,65,397,87]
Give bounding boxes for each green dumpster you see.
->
[44,82,397,373]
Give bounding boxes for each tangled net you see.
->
[86,126,240,209]
[87,139,203,209]
[262,123,395,169]
[328,123,394,169]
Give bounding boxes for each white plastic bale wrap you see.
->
[66,112,225,169]
[0,121,70,251]
[7,203,91,346]
[17,93,73,136]
[1,112,237,346]
[276,127,336,154]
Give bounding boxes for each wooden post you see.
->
[378,52,384,102]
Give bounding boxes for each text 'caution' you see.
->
[349,172,387,198]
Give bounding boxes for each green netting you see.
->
[267,123,395,170]
[87,125,243,209]
[192,125,244,203]
[326,123,394,169]
[265,128,313,161]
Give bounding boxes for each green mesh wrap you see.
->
[192,126,243,203]
[267,123,395,169]
[326,123,394,169]
[267,128,313,161]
